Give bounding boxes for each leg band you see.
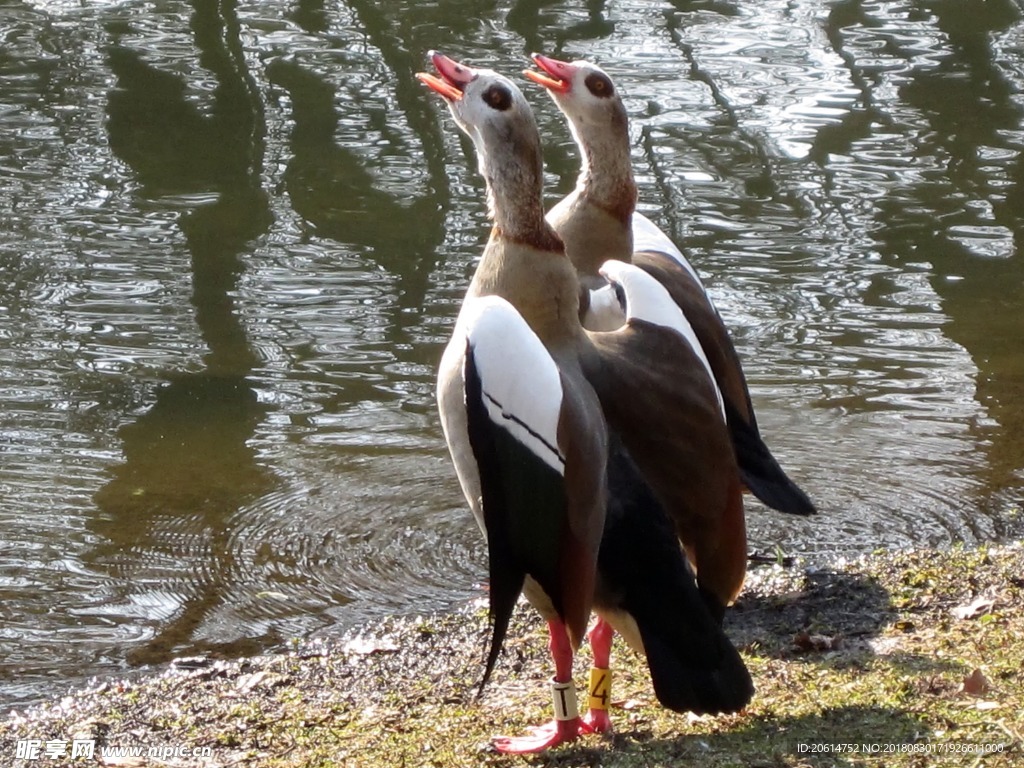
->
[588,667,611,711]
[550,679,579,721]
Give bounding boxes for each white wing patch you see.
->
[631,212,704,286]
[458,295,567,474]
[598,261,725,419]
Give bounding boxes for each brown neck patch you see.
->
[590,191,636,226]
[493,224,565,254]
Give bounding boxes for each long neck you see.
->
[479,130,562,251]
[548,110,637,277]
[570,108,637,225]
[469,129,582,345]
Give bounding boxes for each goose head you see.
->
[524,54,631,176]
[418,51,555,246]
[525,53,636,267]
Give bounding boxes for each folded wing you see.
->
[438,295,606,688]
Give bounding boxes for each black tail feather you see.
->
[479,564,523,695]
[640,623,752,714]
[464,342,527,693]
[599,439,754,714]
[725,399,816,516]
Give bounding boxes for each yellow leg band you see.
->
[588,667,611,711]
[550,679,579,721]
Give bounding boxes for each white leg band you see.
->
[551,679,579,721]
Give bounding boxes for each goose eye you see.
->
[482,85,513,111]
[584,72,614,98]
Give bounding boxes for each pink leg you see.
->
[589,617,613,668]
[491,619,584,753]
[582,617,614,734]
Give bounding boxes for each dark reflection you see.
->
[267,59,436,259]
[809,2,877,167]
[507,0,614,53]
[263,0,461,330]
[90,0,276,665]
[663,0,740,17]
[345,0,465,321]
[91,375,275,663]
[659,13,781,205]
[860,0,1024,504]
[289,0,329,35]
[268,15,448,317]
[343,0,453,201]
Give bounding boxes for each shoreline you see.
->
[3,542,1022,766]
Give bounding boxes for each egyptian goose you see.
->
[525,53,817,518]
[419,52,752,753]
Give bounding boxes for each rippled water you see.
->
[2,0,1023,708]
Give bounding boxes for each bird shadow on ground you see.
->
[728,564,897,657]
[727,563,966,676]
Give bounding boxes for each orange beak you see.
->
[416,50,475,101]
[523,52,575,93]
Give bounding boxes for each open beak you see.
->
[416,50,475,101]
[523,53,575,93]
